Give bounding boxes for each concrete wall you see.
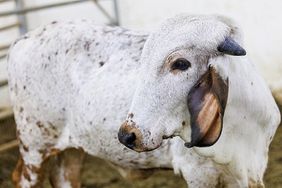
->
[1,0,282,107]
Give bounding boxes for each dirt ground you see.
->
[0,105,281,188]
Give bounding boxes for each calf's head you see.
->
[118,15,246,152]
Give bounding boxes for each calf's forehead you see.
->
[142,15,231,63]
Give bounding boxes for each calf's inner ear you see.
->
[185,66,228,148]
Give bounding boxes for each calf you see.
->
[8,14,280,188]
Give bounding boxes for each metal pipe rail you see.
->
[93,0,117,25]
[0,139,18,153]
[0,44,10,51]
[0,22,20,32]
[0,0,119,25]
[0,54,7,60]
[0,0,13,3]
[0,107,13,121]
[0,0,92,17]
[0,80,8,87]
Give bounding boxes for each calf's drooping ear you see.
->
[185,66,228,148]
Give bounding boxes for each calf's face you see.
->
[118,15,246,152]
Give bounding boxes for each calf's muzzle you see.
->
[118,121,147,152]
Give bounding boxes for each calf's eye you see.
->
[171,58,191,71]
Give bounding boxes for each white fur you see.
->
[8,15,280,187]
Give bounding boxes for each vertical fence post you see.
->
[14,0,28,35]
[113,0,119,26]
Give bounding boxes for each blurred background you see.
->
[0,0,281,187]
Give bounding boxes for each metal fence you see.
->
[0,0,119,153]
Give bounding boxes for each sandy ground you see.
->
[0,105,281,188]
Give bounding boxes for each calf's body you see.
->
[8,20,218,188]
[8,16,280,188]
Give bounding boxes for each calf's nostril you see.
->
[124,132,136,145]
[118,130,137,149]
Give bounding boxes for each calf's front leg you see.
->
[49,148,85,188]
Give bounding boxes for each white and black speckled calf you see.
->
[8,15,280,188]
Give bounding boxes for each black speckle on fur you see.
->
[19,107,24,113]
[99,62,105,67]
[84,41,91,51]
